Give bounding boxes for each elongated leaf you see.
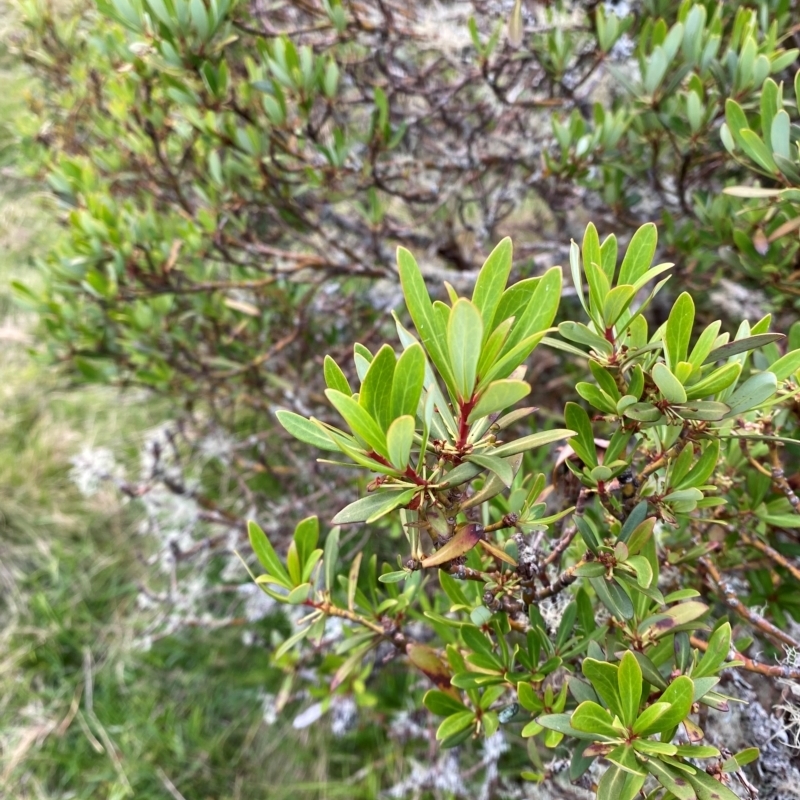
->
[424,689,467,717]
[323,526,340,592]
[651,675,694,732]
[685,767,743,800]
[571,701,621,738]
[249,520,291,586]
[770,348,800,380]
[324,355,351,395]
[468,379,530,422]
[685,362,741,400]
[652,363,687,403]
[391,342,426,420]
[276,410,342,451]
[559,321,614,354]
[617,652,642,728]
[645,758,696,800]
[503,267,562,352]
[448,299,484,401]
[491,428,575,458]
[359,344,396,430]
[665,293,694,370]
[467,453,514,487]
[387,415,415,470]
[703,333,783,364]
[724,371,777,416]
[293,516,319,568]
[603,285,636,327]
[619,223,657,286]
[590,576,634,620]
[472,238,513,331]
[537,713,598,740]
[693,622,731,678]
[597,763,645,800]
[582,659,623,719]
[326,389,389,457]
[421,523,484,568]
[674,401,730,421]
[397,247,455,393]
[565,402,598,467]
[332,488,417,524]
[436,710,475,741]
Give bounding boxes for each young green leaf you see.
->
[331,488,417,524]
[618,223,657,287]
[491,428,575,458]
[582,659,623,719]
[564,402,598,467]
[472,237,513,331]
[724,371,777,416]
[571,701,622,739]
[326,389,389,457]
[448,298,484,401]
[391,342,426,420]
[684,362,741,400]
[468,379,530,422]
[617,651,642,728]
[324,355,352,395]
[665,292,694,370]
[359,344,396,430]
[293,516,319,568]
[386,415,415,470]
[248,520,291,586]
[652,363,688,403]
[276,410,343,451]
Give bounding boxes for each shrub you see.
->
[9,0,800,442]
[253,222,800,799]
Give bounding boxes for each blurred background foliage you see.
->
[2,0,800,797]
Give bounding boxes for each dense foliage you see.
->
[257,223,800,799]
[8,0,800,797]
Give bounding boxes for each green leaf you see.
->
[582,659,623,719]
[559,321,614,355]
[624,402,663,422]
[466,454,514,487]
[724,372,777,416]
[590,576,634,620]
[468,379,530,422]
[651,675,694,732]
[703,333,783,364]
[652,363,687,404]
[665,293,694,370]
[331,488,417,524]
[739,129,777,173]
[619,223,657,287]
[491,428,575,458]
[626,555,653,588]
[676,440,720,490]
[600,233,618,282]
[323,355,351,395]
[645,758,696,800]
[571,701,622,739]
[448,299,484,401]
[436,710,475,741]
[597,764,645,800]
[248,520,291,586]
[603,286,636,328]
[276,410,342,451]
[565,402,598,467]
[503,266,562,351]
[577,383,618,414]
[397,247,455,395]
[721,747,759,772]
[674,401,730,421]
[694,622,731,678]
[326,389,390,457]
[392,342,426,419]
[632,702,672,735]
[685,768,743,800]
[770,348,800,380]
[386,415,415,470]
[424,689,467,717]
[472,238,513,331]
[617,652,642,728]
[293,516,319,568]
[685,362,741,400]
[359,344,397,430]
[323,526,340,592]
[537,713,598,740]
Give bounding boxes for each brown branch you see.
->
[701,557,800,649]
[690,635,800,681]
